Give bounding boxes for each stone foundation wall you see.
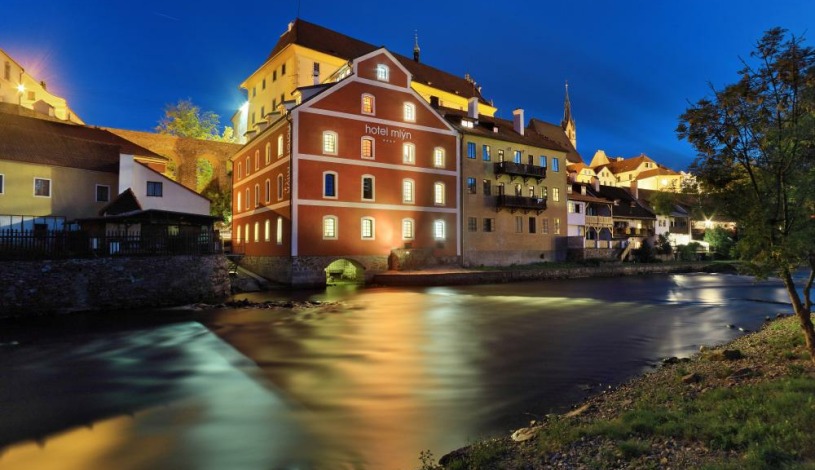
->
[567,248,617,261]
[463,250,561,268]
[241,255,293,284]
[0,255,230,318]
[291,255,389,287]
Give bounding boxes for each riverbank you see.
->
[374,261,733,287]
[427,314,815,469]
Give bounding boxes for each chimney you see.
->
[513,108,524,136]
[592,177,600,192]
[468,97,478,119]
[430,96,439,108]
[312,62,320,86]
[630,180,638,199]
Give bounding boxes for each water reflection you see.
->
[0,273,797,469]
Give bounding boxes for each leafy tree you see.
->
[196,158,215,193]
[655,234,673,255]
[704,226,734,259]
[677,28,815,363]
[649,191,677,216]
[156,99,236,142]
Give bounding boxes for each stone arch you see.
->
[324,258,366,285]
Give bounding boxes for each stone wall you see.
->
[240,255,293,285]
[291,255,389,287]
[0,255,230,318]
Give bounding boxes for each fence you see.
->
[0,230,223,260]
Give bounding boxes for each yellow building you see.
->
[0,47,83,124]
[233,19,497,143]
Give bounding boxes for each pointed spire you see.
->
[562,81,577,150]
[413,30,420,63]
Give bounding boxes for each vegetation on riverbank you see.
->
[421,314,815,469]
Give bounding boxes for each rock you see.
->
[723,349,743,360]
[511,426,538,442]
[662,357,680,365]
[682,372,702,384]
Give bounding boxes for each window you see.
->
[236,225,242,244]
[260,106,265,119]
[252,87,256,97]
[245,223,249,243]
[281,64,286,75]
[0,174,4,194]
[265,143,271,164]
[322,131,338,155]
[271,72,275,83]
[433,147,445,168]
[253,184,259,207]
[467,177,477,194]
[246,156,250,175]
[433,220,446,240]
[254,222,260,242]
[33,178,52,197]
[554,218,561,234]
[482,144,491,161]
[323,172,337,198]
[362,94,375,115]
[467,142,476,159]
[528,186,535,198]
[361,217,375,240]
[542,218,549,234]
[514,150,522,164]
[277,135,284,157]
[529,217,537,234]
[542,186,548,198]
[402,218,415,240]
[3,62,9,80]
[434,182,445,205]
[95,185,110,202]
[277,174,284,200]
[568,202,581,214]
[515,216,523,233]
[403,143,415,164]
[362,176,374,200]
[245,188,250,209]
[146,181,162,197]
[467,217,478,232]
[403,103,416,122]
[265,179,271,203]
[482,180,492,195]
[236,191,242,212]
[237,162,242,179]
[514,183,523,196]
[276,216,283,244]
[498,149,505,161]
[361,137,374,159]
[402,179,414,203]
[323,216,338,239]
[552,157,560,172]
[483,218,495,232]
[376,64,389,82]
[553,188,560,202]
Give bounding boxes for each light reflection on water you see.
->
[0,273,797,469]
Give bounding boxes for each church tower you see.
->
[561,81,576,150]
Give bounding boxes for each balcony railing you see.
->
[496,195,547,214]
[585,215,613,226]
[494,161,547,182]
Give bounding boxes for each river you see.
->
[0,272,797,469]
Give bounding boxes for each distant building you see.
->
[0,47,83,124]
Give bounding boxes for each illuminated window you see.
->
[403,143,415,164]
[467,142,476,159]
[277,135,284,157]
[467,177,476,194]
[254,184,260,207]
[402,179,414,203]
[236,191,242,212]
[264,220,271,242]
[145,181,161,197]
[376,64,389,82]
[244,223,249,243]
[402,218,415,240]
[265,143,271,164]
[552,158,560,172]
[323,171,338,198]
[403,103,416,122]
[361,94,375,115]
[482,144,491,161]
[434,182,445,205]
[553,188,560,202]
[362,175,374,201]
[361,217,375,240]
[265,179,271,203]
[361,137,374,159]
[322,131,338,155]
[277,174,284,200]
[539,156,547,167]
[276,216,283,244]
[433,220,445,240]
[254,222,259,242]
[554,218,561,234]
[323,216,338,239]
[513,150,522,164]
[235,225,241,244]
[433,147,445,168]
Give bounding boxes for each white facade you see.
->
[118,155,210,215]
[567,200,586,237]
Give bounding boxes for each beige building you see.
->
[0,47,83,124]
[234,19,497,143]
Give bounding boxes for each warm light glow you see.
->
[704,219,713,229]
[16,83,25,93]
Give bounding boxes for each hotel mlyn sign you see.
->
[232,49,459,285]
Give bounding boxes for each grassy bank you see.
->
[423,314,815,469]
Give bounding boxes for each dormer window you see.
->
[461,119,474,129]
[376,64,390,82]
[403,103,416,122]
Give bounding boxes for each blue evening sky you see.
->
[2,0,813,170]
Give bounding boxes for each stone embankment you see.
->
[374,262,720,287]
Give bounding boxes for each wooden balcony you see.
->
[494,161,547,183]
[585,215,613,227]
[496,195,547,214]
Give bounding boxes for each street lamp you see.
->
[16,83,25,111]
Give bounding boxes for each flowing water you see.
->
[0,273,798,469]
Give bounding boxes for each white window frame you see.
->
[277,135,284,157]
[323,171,338,199]
[276,216,283,245]
[361,136,375,159]
[95,184,110,202]
[361,174,375,201]
[245,188,250,210]
[265,179,271,203]
[553,187,560,202]
[376,64,390,82]
[237,162,242,179]
[246,156,250,175]
[245,223,250,244]
[236,225,242,244]
[361,93,375,115]
[402,218,415,240]
[433,220,446,240]
[402,178,415,204]
[403,143,415,165]
[265,143,271,164]
[322,131,338,155]
[264,219,271,242]
[323,215,338,240]
[254,183,260,207]
[361,217,375,240]
[277,174,284,200]
[254,222,260,242]
[433,147,445,168]
[236,191,242,212]
[434,182,445,206]
[403,102,416,122]
[255,150,259,170]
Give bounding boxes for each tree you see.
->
[704,226,734,259]
[677,27,815,364]
[156,99,235,142]
[649,190,677,216]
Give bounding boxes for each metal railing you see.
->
[496,194,548,213]
[494,161,547,181]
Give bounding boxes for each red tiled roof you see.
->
[266,19,492,106]
[635,167,680,179]
[439,107,568,152]
[598,155,656,174]
[528,118,583,164]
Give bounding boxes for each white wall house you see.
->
[118,155,210,215]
